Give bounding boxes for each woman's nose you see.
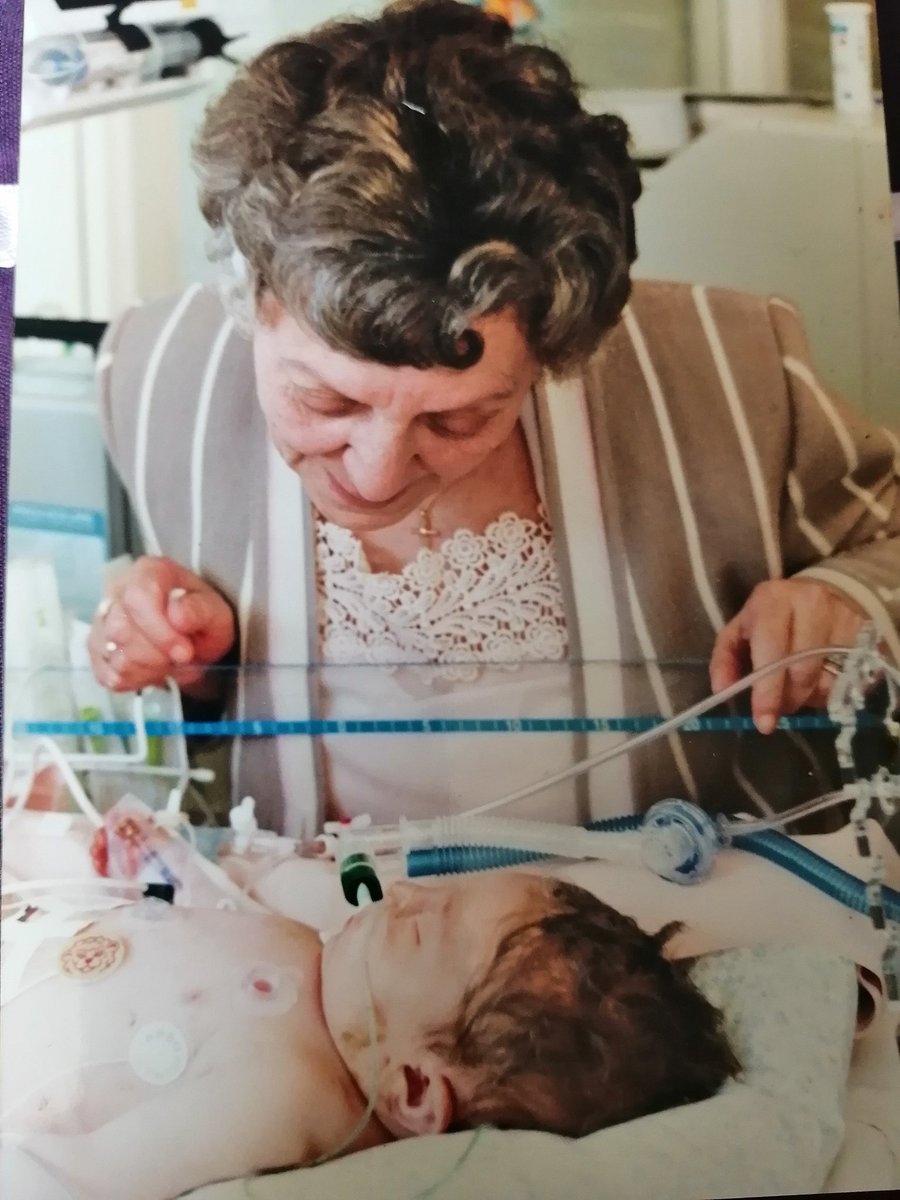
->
[344,419,417,503]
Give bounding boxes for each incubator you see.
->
[4,627,899,999]
[3,628,900,1199]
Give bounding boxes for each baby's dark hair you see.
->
[194,0,641,373]
[428,879,740,1137]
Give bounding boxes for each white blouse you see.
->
[316,510,568,671]
[314,510,631,824]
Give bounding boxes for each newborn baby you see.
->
[1,873,738,1200]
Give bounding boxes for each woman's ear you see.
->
[384,1054,455,1138]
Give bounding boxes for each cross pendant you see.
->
[417,509,439,547]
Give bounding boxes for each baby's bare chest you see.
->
[1,904,325,1134]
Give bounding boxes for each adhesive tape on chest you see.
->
[128,1022,190,1086]
[239,965,300,1016]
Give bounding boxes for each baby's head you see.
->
[321,872,739,1140]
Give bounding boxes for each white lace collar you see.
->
[315,510,568,668]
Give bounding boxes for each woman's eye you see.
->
[286,388,355,416]
[426,413,490,440]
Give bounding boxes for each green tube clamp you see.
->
[340,852,384,907]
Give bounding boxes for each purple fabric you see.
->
[0,0,23,754]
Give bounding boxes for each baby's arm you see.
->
[20,1056,319,1200]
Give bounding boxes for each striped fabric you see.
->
[97,280,900,835]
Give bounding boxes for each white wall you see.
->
[541,0,690,90]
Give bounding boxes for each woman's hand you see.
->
[88,556,235,693]
[709,579,866,733]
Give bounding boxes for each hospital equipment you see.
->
[4,638,899,1195]
[3,676,212,821]
[317,627,900,1000]
[25,19,233,91]
[826,2,875,118]
[322,631,897,854]
[5,628,900,996]
[22,1,238,128]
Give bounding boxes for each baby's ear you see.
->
[386,1054,454,1138]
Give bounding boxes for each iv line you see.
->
[461,644,899,818]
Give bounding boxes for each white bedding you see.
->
[189,942,899,1200]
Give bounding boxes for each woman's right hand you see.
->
[88,556,236,693]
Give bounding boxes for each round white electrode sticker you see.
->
[128,1022,190,1086]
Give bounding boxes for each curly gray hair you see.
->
[192,0,641,374]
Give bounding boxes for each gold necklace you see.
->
[416,501,440,548]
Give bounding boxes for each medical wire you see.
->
[413,1126,486,1200]
[10,736,104,827]
[243,911,384,1198]
[725,789,844,836]
[1,877,144,903]
[0,883,383,1189]
[5,675,150,770]
[460,644,899,818]
[6,645,897,1198]
[310,912,383,1167]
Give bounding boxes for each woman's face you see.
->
[253,297,539,533]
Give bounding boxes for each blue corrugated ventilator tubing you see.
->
[406,815,900,922]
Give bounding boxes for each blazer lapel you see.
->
[541,320,704,808]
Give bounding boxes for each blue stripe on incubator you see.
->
[11,712,863,739]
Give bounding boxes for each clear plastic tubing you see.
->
[357,792,850,884]
[403,800,723,885]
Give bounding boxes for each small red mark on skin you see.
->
[253,978,273,995]
[183,989,204,1003]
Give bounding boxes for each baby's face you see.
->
[320,873,547,1127]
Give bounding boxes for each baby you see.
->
[0,871,739,1200]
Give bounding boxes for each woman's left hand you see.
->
[709,579,867,734]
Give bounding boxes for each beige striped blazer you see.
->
[98,280,900,836]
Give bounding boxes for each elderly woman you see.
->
[90,0,900,838]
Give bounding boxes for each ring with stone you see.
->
[103,640,119,665]
[96,597,113,621]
